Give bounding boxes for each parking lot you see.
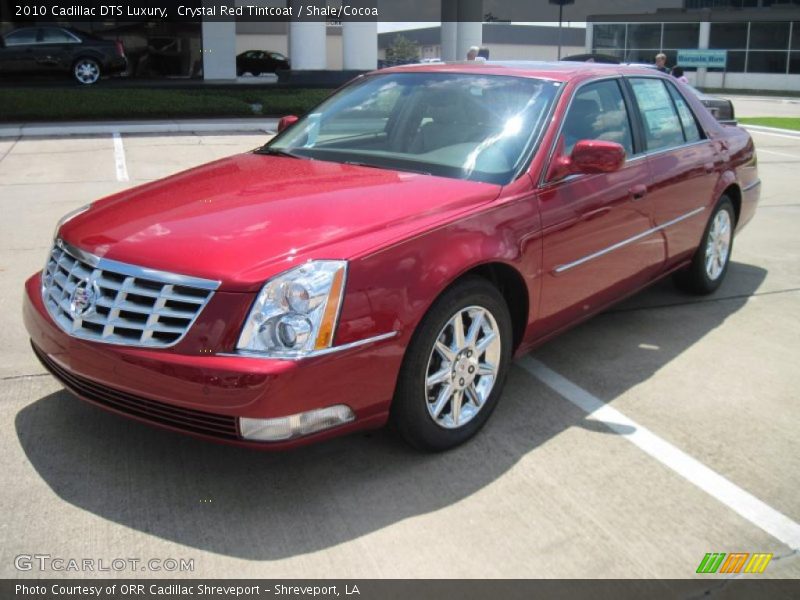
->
[0,101,798,580]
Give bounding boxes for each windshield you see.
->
[262,72,559,184]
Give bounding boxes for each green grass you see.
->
[738,117,800,131]
[0,87,335,122]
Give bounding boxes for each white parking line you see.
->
[517,356,800,550]
[112,132,129,182]
[746,128,800,141]
[758,148,800,160]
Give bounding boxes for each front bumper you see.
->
[24,272,402,448]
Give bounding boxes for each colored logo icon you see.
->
[696,552,773,574]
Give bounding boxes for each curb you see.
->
[0,119,280,138]
[740,124,800,137]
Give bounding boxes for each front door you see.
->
[535,78,664,337]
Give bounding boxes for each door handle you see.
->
[629,184,647,200]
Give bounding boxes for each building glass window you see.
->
[792,22,800,51]
[747,51,788,73]
[710,23,748,49]
[722,51,747,72]
[627,24,662,49]
[593,24,626,50]
[748,22,790,50]
[789,51,800,73]
[663,23,700,49]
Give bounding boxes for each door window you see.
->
[629,78,686,151]
[561,79,634,157]
[40,28,79,44]
[665,82,703,144]
[4,29,38,46]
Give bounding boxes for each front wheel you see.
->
[674,197,735,295]
[392,277,513,451]
[73,58,101,85]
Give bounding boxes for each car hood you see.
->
[61,153,501,291]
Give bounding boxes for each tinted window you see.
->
[629,78,685,152]
[40,28,78,44]
[562,79,634,157]
[270,53,286,61]
[666,83,703,143]
[4,29,37,46]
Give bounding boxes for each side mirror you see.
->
[277,115,299,133]
[549,140,626,181]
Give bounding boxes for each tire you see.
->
[391,277,513,451]
[674,197,735,295]
[73,57,101,85]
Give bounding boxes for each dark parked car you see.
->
[0,26,127,85]
[236,50,289,76]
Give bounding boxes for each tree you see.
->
[385,34,420,65]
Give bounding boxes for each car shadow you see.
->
[15,261,767,561]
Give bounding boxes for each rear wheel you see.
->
[73,58,101,85]
[674,197,735,295]
[392,277,512,451]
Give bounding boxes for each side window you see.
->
[40,28,78,44]
[629,78,686,151]
[561,79,634,157]
[666,82,703,143]
[4,29,38,46]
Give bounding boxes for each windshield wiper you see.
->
[344,160,431,176]
[257,147,303,159]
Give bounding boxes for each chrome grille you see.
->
[42,239,219,348]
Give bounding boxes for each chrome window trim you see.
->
[56,238,221,291]
[553,206,707,274]
[220,331,399,362]
[742,179,761,192]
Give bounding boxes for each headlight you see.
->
[237,260,347,358]
[53,203,91,239]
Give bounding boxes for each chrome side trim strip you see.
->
[553,207,707,274]
[57,238,221,291]
[741,179,762,193]
[220,331,399,362]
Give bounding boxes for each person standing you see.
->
[466,46,479,61]
[655,53,669,73]
[671,66,689,84]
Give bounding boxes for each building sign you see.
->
[677,49,728,69]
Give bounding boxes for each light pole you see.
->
[549,0,575,60]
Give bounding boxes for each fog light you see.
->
[239,405,355,442]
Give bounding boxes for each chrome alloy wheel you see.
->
[705,209,732,281]
[425,306,502,429]
[74,59,100,84]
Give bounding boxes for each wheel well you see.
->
[461,263,529,351]
[722,184,742,225]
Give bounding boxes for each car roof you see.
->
[374,60,665,82]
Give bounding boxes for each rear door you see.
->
[32,28,80,75]
[0,28,39,74]
[626,77,719,266]
[536,77,664,335]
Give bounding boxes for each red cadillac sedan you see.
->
[23,62,760,451]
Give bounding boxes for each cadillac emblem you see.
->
[69,277,99,319]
